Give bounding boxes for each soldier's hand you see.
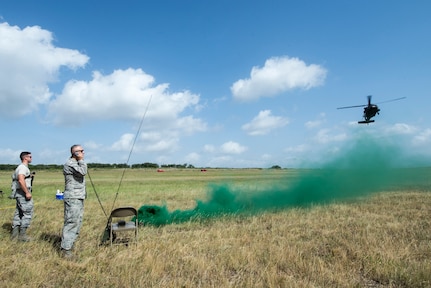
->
[25,193,32,200]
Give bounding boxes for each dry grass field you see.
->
[0,168,430,287]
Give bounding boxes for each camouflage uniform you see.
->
[11,164,34,230]
[60,157,87,251]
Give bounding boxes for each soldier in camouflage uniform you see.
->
[10,151,34,242]
[60,145,87,258]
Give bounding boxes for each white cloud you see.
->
[305,113,326,129]
[242,110,289,135]
[185,152,200,164]
[305,120,321,129]
[220,141,247,154]
[0,148,22,163]
[412,128,431,145]
[384,123,418,135]
[47,68,206,133]
[47,68,207,157]
[82,140,102,150]
[203,144,216,153]
[174,115,207,135]
[314,129,347,144]
[108,129,184,154]
[231,56,327,101]
[121,130,180,153]
[109,130,180,154]
[111,133,135,151]
[0,22,89,118]
[284,144,308,153]
[38,148,68,165]
[144,138,179,153]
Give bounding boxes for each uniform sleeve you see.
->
[64,159,87,176]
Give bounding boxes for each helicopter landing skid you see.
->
[358,120,375,124]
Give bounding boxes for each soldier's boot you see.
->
[18,227,31,242]
[10,226,20,240]
[61,248,74,260]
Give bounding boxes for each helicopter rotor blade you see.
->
[337,104,367,109]
[375,97,406,105]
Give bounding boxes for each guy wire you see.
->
[109,94,153,213]
[87,170,108,219]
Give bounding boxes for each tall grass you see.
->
[0,168,430,287]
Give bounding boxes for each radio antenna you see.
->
[110,94,153,212]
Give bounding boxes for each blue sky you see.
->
[1,1,430,168]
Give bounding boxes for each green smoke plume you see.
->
[136,135,430,226]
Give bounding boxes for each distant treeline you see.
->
[0,162,197,171]
[0,163,283,171]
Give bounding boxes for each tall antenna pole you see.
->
[110,94,153,212]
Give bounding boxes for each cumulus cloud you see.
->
[185,152,200,164]
[314,128,347,144]
[110,128,189,154]
[0,148,23,163]
[220,141,247,154]
[49,69,178,120]
[203,144,216,153]
[202,142,247,159]
[0,22,89,118]
[384,123,418,135]
[412,128,431,146]
[138,131,180,153]
[231,56,327,101]
[111,133,135,151]
[242,110,289,135]
[47,68,206,132]
[0,22,207,152]
[285,144,308,153]
[305,120,321,129]
[305,113,326,129]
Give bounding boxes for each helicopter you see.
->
[337,95,406,124]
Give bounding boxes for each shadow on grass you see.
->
[40,233,62,252]
[2,222,12,233]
